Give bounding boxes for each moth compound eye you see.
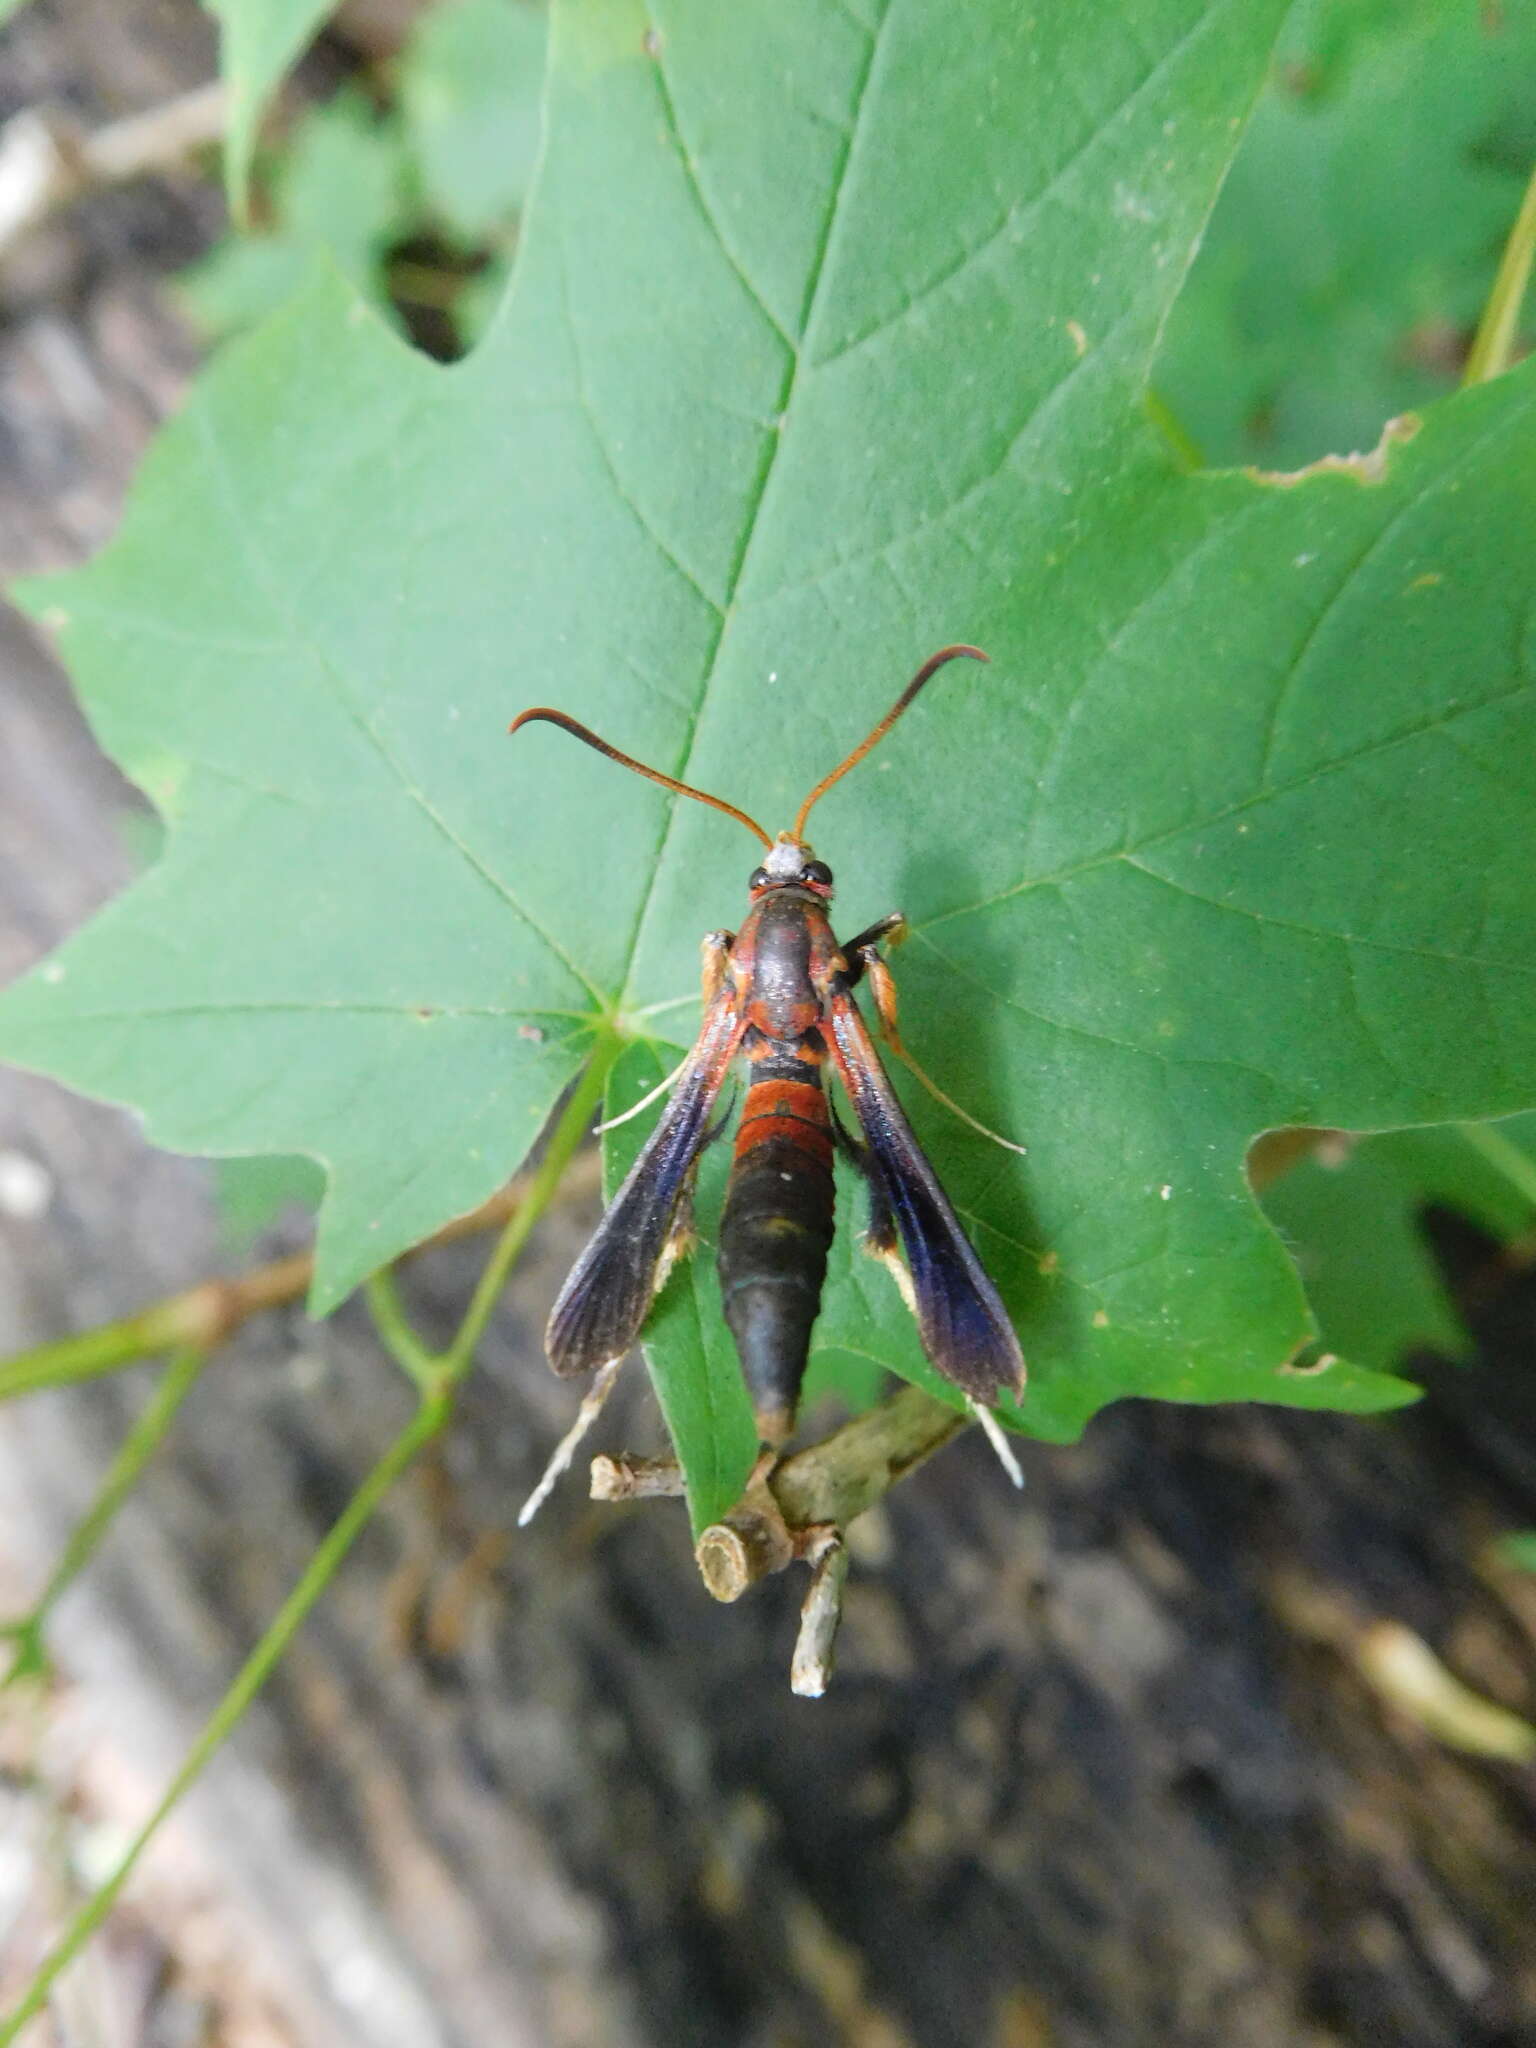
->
[802,859,833,887]
[749,867,770,890]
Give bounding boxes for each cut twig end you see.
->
[696,1523,754,1602]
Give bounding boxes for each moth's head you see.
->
[749,832,834,898]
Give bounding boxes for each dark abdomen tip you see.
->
[719,1124,835,1439]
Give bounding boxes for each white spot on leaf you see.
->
[0,1150,52,1219]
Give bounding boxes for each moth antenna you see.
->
[792,644,989,838]
[891,1045,1028,1157]
[511,708,773,849]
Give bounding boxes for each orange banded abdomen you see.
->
[717,1067,836,1442]
[730,1076,833,1166]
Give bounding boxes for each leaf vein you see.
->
[644,16,797,353]
[923,674,1536,934]
[186,396,606,1013]
[808,1,1219,375]
[1122,857,1536,981]
[555,225,732,618]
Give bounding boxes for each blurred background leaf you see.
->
[203,0,340,208]
[1261,1117,1536,1373]
[178,86,408,332]
[214,1152,326,1246]
[180,0,544,353]
[1155,0,1536,467]
[399,0,545,238]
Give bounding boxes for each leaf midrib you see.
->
[614,0,890,1010]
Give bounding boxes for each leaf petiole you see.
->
[362,1265,438,1389]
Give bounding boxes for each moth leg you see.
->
[594,1052,689,1133]
[605,936,737,1137]
[861,1178,914,1314]
[857,944,907,1052]
[853,940,1028,1159]
[967,1399,1026,1491]
[826,1096,864,1166]
[701,928,735,1005]
[654,1161,701,1294]
[839,911,907,985]
[700,1083,739,1151]
[833,1094,911,1304]
[517,1356,625,1527]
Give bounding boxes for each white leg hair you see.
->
[518,1357,625,1526]
[968,1398,1025,1490]
[592,1054,688,1133]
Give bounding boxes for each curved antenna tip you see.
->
[506,704,772,847]
[791,642,996,837]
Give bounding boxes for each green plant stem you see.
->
[0,1039,621,2032]
[0,1397,444,2047]
[363,1266,438,1389]
[2,1346,211,1686]
[437,1033,621,1385]
[0,1292,237,1402]
[1463,159,1536,387]
[1456,1120,1536,1212]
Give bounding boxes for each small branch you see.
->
[694,1386,966,1602]
[695,1501,796,1602]
[790,1532,850,1699]
[589,1452,686,1501]
[773,1386,968,1530]
[0,83,226,266]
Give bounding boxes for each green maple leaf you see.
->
[6,2,1536,1526]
